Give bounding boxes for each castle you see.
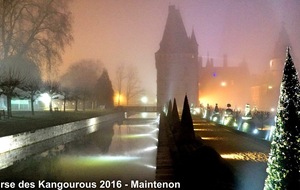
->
[155,5,199,110]
[156,5,289,111]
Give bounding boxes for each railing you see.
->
[121,106,158,112]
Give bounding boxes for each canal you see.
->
[0,112,159,190]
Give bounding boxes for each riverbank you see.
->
[0,111,125,169]
[0,110,116,137]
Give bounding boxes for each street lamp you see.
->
[141,96,148,104]
[221,81,227,87]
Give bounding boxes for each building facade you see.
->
[155,5,199,110]
[250,26,291,111]
[199,55,252,110]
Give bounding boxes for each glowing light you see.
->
[39,93,51,106]
[114,93,125,106]
[221,81,227,87]
[87,124,98,134]
[253,128,259,134]
[191,107,200,115]
[268,85,273,89]
[97,155,139,161]
[222,116,233,125]
[121,133,153,139]
[141,112,148,118]
[193,123,210,126]
[149,128,159,133]
[270,108,275,112]
[221,152,268,162]
[143,164,156,169]
[142,146,157,152]
[194,128,216,131]
[88,118,97,126]
[242,116,252,120]
[201,137,225,140]
[198,97,213,107]
[0,136,15,153]
[212,116,218,122]
[141,96,148,104]
[59,155,140,168]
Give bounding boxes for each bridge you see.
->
[121,105,158,112]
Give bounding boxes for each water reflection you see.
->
[0,112,159,189]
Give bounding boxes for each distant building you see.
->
[199,55,251,109]
[155,5,199,110]
[250,26,291,111]
[155,6,289,112]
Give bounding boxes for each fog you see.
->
[62,0,300,102]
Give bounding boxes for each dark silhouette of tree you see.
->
[95,69,114,109]
[167,99,173,122]
[171,98,180,134]
[60,59,103,111]
[60,86,71,112]
[264,47,300,190]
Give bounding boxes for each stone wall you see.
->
[0,112,124,169]
[0,112,124,154]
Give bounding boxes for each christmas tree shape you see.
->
[264,47,300,190]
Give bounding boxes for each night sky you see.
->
[62,0,300,101]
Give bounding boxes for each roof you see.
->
[157,5,196,54]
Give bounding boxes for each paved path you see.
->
[193,119,271,190]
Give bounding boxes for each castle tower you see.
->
[270,25,291,75]
[155,5,199,110]
[262,25,291,110]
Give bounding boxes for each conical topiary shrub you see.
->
[166,99,173,125]
[177,95,195,144]
[171,98,181,134]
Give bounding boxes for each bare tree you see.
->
[60,86,71,112]
[125,65,144,105]
[0,0,73,67]
[0,58,23,117]
[42,80,60,112]
[0,56,41,117]
[18,59,42,115]
[0,0,73,115]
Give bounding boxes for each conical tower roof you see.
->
[190,28,198,53]
[157,5,190,53]
[273,25,291,59]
